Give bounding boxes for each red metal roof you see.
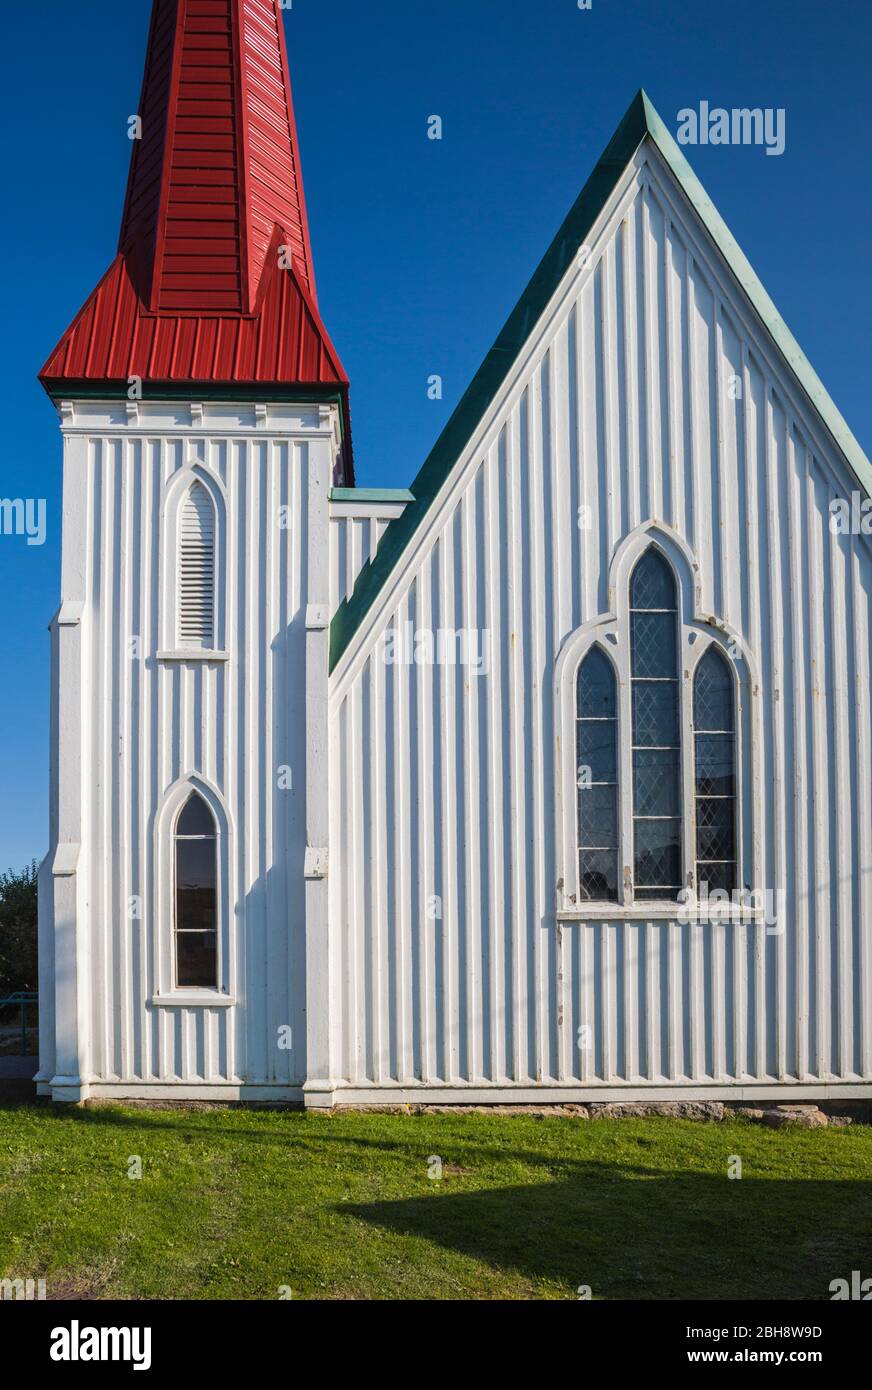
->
[42,0,351,463]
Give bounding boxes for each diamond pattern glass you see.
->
[696,862,736,895]
[693,648,733,731]
[576,646,616,718]
[694,645,736,892]
[695,734,735,797]
[634,818,681,893]
[578,784,618,849]
[633,749,679,817]
[632,681,679,747]
[576,647,618,901]
[631,612,677,677]
[630,549,676,611]
[579,850,619,902]
[630,549,681,901]
[696,798,735,862]
[577,720,617,785]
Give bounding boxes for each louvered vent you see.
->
[178,483,215,647]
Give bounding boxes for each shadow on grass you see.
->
[12,1102,595,1173]
[3,1103,870,1298]
[343,1171,872,1300]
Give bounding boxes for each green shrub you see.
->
[0,861,38,996]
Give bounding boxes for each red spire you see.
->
[120,0,317,314]
[42,0,351,466]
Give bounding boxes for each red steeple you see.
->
[120,0,317,315]
[42,0,351,468]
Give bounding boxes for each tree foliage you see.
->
[0,861,39,996]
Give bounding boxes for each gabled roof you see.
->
[330,88,871,672]
[41,0,352,474]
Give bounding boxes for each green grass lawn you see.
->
[0,1103,869,1300]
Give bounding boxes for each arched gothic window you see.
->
[693,647,737,894]
[630,549,681,900]
[576,647,618,901]
[566,542,746,910]
[174,793,218,988]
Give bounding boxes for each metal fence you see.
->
[0,994,38,1056]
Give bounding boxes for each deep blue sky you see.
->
[0,0,869,870]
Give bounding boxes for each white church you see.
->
[37,0,872,1105]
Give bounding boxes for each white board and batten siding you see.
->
[178,483,216,647]
[329,494,412,613]
[38,135,871,1106]
[38,400,342,1099]
[328,142,872,1102]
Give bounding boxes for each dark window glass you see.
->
[177,795,215,837]
[175,794,218,989]
[577,720,617,784]
[579,850,619,903]
[694,735,735,798]
[631,548,677,610]
[633,748,679,817]
[576,648,618,902]
[630,550,681,899]
[576,645,616,718]
[693,648,736,894]
[693,648,733,732]
[633,818,681,897]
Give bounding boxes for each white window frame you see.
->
[150,774,235,1007]
[158,463,229,662]
[554,522,761,920]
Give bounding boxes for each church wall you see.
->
[329,498,410,614]
[328,146,872,1098]
[40,400,339,1095]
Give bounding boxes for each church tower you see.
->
[38,0,348,1102]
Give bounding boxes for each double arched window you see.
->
[574,544,741,907]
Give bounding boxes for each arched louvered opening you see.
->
[174,793,218,989]
[630,548,681,901]
[693,646,737,894]
[576,646,618,902]
[178,482,215,647]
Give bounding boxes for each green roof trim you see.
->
[330,488,415,504]
[330,89,871,674]
[42,380,347,408]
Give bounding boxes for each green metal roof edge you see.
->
[42,381,347,404]
[329,89,871,674]
[330,487,416,504]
